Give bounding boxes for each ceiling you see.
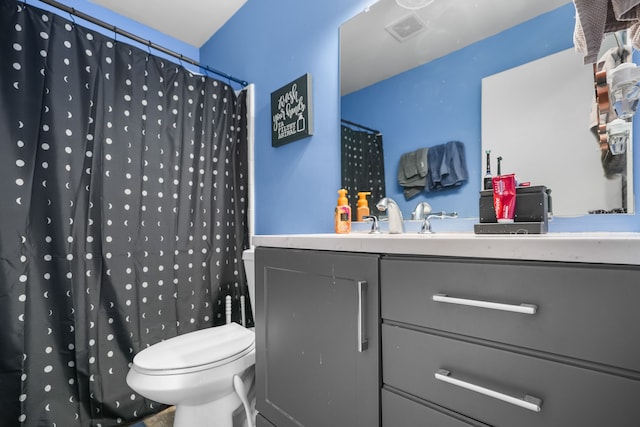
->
[86,0,572,95]
[340,0,572,95]
[89,0,247,47]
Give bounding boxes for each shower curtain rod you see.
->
[33,0,249,87]
[341,118,380,135]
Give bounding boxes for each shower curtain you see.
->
[340,125,386,215]
[0,1,251,425]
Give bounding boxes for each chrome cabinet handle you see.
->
[435,369,543,412]
[357,281,368,352]
[432,293,537,315]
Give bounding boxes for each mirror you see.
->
[482,46,633,216]
[340,0,634,218]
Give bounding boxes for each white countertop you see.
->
[252,232,640,265]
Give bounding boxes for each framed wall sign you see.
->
[271,73,313,147]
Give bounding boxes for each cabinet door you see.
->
[256,248,380,427]
[257,413,277,427]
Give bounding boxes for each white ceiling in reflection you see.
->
[340,0,572,95]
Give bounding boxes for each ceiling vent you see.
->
[395,0,434,10]
[385,13,427,42]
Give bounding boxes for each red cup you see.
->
[492,174,516,223]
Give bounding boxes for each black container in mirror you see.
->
[479,185,550,223]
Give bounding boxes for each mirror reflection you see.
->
[482,45,633,216]
[340,0,635,218]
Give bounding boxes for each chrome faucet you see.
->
[411,201,432,220]
[420,211,458,234]
[376,197,404,234]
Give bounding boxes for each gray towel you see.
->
[573,0,640,64]
[402,151,418,180]
[398,147,428,199]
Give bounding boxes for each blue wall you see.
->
[201,0,372,235]
[39,0,640,234]
[342,5,576,219]
[204,1,640,234]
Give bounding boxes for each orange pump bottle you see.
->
[335,189,352,234]
[356,191,371,221]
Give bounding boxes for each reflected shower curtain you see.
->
[0,1,251,425]
[340,125,386,215]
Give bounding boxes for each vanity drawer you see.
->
[381,256,640,371]
[382,324,640,427]
[382,388,491,427]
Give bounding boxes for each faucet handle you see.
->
[362,215,381,234]
[420,212,458,234]
[427,211,458,220]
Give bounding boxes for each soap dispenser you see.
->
[335,189,352,234]
[356,191,371,222]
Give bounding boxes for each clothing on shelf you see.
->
[588,47,630,177]
[589,46,629,139]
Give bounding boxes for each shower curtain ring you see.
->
[69,9,76,26]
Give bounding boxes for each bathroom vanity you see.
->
[253,233,640,426]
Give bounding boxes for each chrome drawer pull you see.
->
[435,369,542,412]
[432,293,537,315]
[357,281,368,352]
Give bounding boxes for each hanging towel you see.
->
[400,150,418,181]
[573,0,640,64]
[426,141,468,192]
[398,147,428,199]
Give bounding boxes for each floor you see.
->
[123,406,175,427]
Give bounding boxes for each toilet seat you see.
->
[132,323,255,376]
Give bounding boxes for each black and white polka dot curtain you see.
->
[0,1,250,425]
[340,125,386,216]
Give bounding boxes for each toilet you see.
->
[126,248,257,427]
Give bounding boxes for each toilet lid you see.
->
[133,323,255,371]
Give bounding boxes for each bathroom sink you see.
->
[352,217,476,234]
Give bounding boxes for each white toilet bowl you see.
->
[126,248,258,427]
[126,323,255,427]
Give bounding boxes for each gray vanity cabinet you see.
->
[381,256,640,426]
[255,247,380,427]
[255,245,640,426]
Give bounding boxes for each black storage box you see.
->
[473,221,548,234]
[479,185,551,223]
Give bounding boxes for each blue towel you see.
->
[427,141,468,191]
